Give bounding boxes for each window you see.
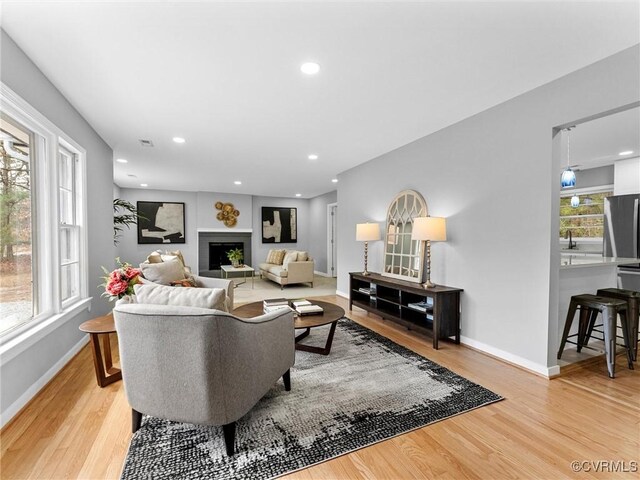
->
[59,146,80,305]
[0,85,88,341]
[0,115,35,335]
[559,187,613,240]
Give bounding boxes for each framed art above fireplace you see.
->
[137,201,185,244]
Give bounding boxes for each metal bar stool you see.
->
[557,294,633,378]
[594,288,640,361]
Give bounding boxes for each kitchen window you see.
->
[559,186,613,240]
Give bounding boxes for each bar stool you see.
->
[595,288,640,361]
[557,294,633,378]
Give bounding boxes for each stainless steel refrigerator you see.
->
[603,193,640,292]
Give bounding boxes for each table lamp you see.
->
[356,223,380,275]
[411,216,447,288]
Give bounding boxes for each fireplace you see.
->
[209,242,243,270]
[198,231,252,277]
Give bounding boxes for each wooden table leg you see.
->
[89,333,122,388]
[295,321,338,355]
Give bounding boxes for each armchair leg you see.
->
[283,369,291,391]
[222,422,236,456]
[132,409,142,433]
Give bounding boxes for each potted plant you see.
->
[226,248,243,268]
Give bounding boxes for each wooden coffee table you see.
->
[79,314,122,388]
[233,300,345,355]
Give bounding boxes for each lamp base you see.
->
[422,280,436,289]
[362,270,370,276]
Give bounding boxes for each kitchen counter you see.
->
[560,255,639,269]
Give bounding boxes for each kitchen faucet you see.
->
[564,230,577,250]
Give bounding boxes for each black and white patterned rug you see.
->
[121,319,502,479]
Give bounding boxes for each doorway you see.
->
[327,203,338,277]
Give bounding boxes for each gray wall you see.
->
[251,196,311,265]
[337,45,640,374]
[575,165,614,188]
[1,30,114,419]
[308,191,338,273]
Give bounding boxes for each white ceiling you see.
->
[570,107,640,171]
[2,1,639,198]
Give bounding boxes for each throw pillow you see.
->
[146,251,163,264]
[139,258,186,285]
[296,251,309,261]
[134,283,227,311]
[266,249,285,265]
[282,251,298,269]
[161,250,186,268]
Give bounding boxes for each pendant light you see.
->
[571,194,580,207]
[561,126,576,189]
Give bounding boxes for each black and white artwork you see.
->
[137,201,185,244]
[262,207,297,243]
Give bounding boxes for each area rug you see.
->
[121,319,502,480]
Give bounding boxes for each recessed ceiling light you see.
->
[300,62,320,75]
[140,183,148,187]
[295,193,302,197]
[619,150,634,155]
[331,178,338,183]
[127,174,137,178]
[234,181,242,185]
[172,137,186,144]
[308,154,318,160]
[116,158,128,163]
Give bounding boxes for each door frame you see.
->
[326,202,338,277]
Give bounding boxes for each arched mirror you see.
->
[382,190,428,282]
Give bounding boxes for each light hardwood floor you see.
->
[2,295,638,479]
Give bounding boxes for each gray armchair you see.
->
[113,303,295,455]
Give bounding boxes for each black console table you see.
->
[349,272,463,349]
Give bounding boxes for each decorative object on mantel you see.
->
[262,207,297,243]
[356,223,380,275]
[412,216,447,288]
[120,319,501,480]
[137,201,185,244]
[215,201,240,227]
[383,190,428,283]
[226,248,244,267]
[99,258,141,302]
[560,125,577,189]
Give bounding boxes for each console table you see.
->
[349,272,463,349]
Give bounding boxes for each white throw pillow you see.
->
[139,258,185,285]
[133,284,228,312]
[296,251,309,261]
[282,251,298,269]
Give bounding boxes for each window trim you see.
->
[559,184,613,241]
[0,83,90,346]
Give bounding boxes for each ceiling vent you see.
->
[138,139,154,147]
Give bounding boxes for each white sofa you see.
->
[138,250,234,309]
[259,249,314,289]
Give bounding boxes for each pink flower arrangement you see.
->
[100,258,141,301]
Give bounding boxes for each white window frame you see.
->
[0,83,90,349]
[559,184,613,243]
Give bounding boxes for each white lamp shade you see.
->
[356,223,380,242]
[412,217,447,242]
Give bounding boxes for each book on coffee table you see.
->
[291,299,312,308]
[295,304,324,316]
[264,298,288,307]
[264,304,293,314]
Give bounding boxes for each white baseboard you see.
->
[0,334,88,428]
[314,271,331,278]
[336,290,349,299]
[460,335,558,378]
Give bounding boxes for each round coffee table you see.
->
[233,300,345,355]
[79,313,122,387]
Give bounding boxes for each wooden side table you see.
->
[79,313,122,387]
